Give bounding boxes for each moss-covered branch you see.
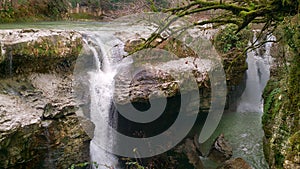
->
[132,0,298,55]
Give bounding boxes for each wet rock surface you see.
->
[175,137,204,169]
[207,134,233,163]
[114,56,213,104]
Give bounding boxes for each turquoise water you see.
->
[202,111,269,169]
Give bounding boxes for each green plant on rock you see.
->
[68,161,99,169]
[126,161,145,169]
[214,24,250,53]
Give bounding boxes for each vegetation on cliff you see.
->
[0,0,170,22]
[262,16,299,168]
[0,0,69,22]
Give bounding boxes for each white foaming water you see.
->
[237,34,275,113]
[84,32,126,169]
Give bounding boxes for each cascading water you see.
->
[82,32,126,169]
[8,48,13,76]
[237,34,275,112]
[202,33,275,169]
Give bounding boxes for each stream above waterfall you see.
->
[1,21,272,169]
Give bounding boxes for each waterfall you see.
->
[42,122,55,169]
[237,33,275,113]
[82,32,126,169]
[8,49,12,76]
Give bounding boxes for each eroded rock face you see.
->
[115,35,225,114]
[0,29,89,169]
[0,27,249,169]
[0,74,90,169]
[114,56,213,104]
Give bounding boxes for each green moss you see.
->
[213,24,253,86]
[262,16,300,168]
[287,131,300,160]
[213,24,252,53]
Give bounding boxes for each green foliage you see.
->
[125,161,145,169]
[47,0,69,18]
[214,24,251,53]
[0,3,16,23]
[68,161,146,169]
[264,88,281,115]
[0,0,68,23]
[68,161,99,169]
[149,0,158,12]
[274,151,285,168]
[282,18,300,114]
[287,131,300,160]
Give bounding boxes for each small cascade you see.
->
[42,122,55,169]
[82,32,126,169]
[8,49,12,76]
[237,33,275,113]
[3,46,13,77]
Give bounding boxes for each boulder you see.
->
[175,137,204,169]
[114,56,213,102]
[114,35,224,114]
[207,134,233,163]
